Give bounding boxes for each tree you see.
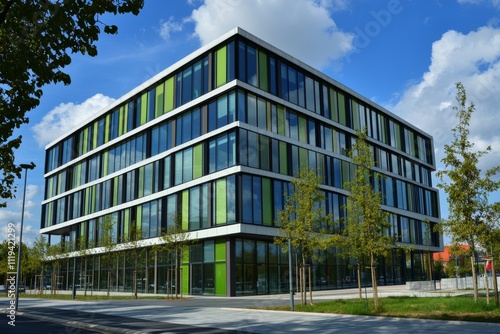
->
[98,215,118,297]
[154,215,196,299]
[25,235,49,292]
[120,220,147,299]
[339,129,394,309]
[0,0,144,206]
[274,166,331,306]
[46,241,65,294]
[436,82,500,303]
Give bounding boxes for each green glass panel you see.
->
[155,82,164,118]
[113,176,118,206]
[102,151,109,177]
[352,100,360,131]
[119,106,125,136]
[380,115,387,144]
[277,106,285,135]
[216,46,227,88]
[330,88,338,122]
[123,209,130,237]
[279,141,288,175]
[90,185,96,213]
[82,128,88,154]
[298,116,307,143]
[165,77,174,112]
[258,51,268,91]
[193,144,203,179]
[140,92,148,125]
[136,205,142,229]
[92,121,98,150]
[215,239,226,262]
[262,178,272,226]
[216,178,226,225]
[266,102,272,131]
[138,166,144,198]
[104,114,110,143]
[182,190,189,230]
[259,136,269,170]
[215,263,226,296]
[299,147,307,167]
[338,92,346,126]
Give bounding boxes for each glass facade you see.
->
[41,28,441,296]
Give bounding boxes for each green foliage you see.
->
[436,82,500,301]
[338,129,394,307]
[0,0,144,206]
[274,166,331,259]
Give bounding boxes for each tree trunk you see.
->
[175,252,179,299]
[107,271,111,297]
[357,263,362,299]
[485,262,490,305]
[301,255,306,306]
[308,264,313,305]
[471,255,478,303]
[371,253,379,309]
[491,258,499,307]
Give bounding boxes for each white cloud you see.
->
[189,0,354,69]
[391,26,500,172]
[32,94,115,147]
[159,16,183,41]
[0,184,40,246]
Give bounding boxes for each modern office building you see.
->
[40,27,442,296]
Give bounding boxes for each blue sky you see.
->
[3,0,500,246]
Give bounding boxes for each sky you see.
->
[2,0,500,247]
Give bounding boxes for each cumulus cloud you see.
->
[32,94,115,147]
[189,0,354,69]
[159,16,183,41]
[0,184,39,246]
[391,26,500,172]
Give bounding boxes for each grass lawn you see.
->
[264,296,500,323]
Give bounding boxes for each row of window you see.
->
[42,126,438,229]
[45,89,432,200]
[49,172,439,253]
[46,38,433,175]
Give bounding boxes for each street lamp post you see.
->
[15,163,34,311]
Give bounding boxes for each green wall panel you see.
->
[215,263,227,296]
[140,92,148,125]
[215,239,226,262]
[155,82,164,118]
[193,144,203,179]
[216,179,227,225]
[165,77,174,112]
[216,46,227,88]
[182,190,189,230]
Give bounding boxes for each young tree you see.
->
[155,216,196,299]
[121,220,147,299]
[339,129,394,309]
[26,235,49,293]
[274,166,331,305]
[98,215,118,297]
[436,82,500,303]
[0,0,144,206]
[46,241,65,294]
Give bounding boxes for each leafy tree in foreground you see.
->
[436,82,500,303]
[338,129,393,308]
[274,166,331,305]
[154,215,196,299]
[120,220,147,299]
[0,0,144,206]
